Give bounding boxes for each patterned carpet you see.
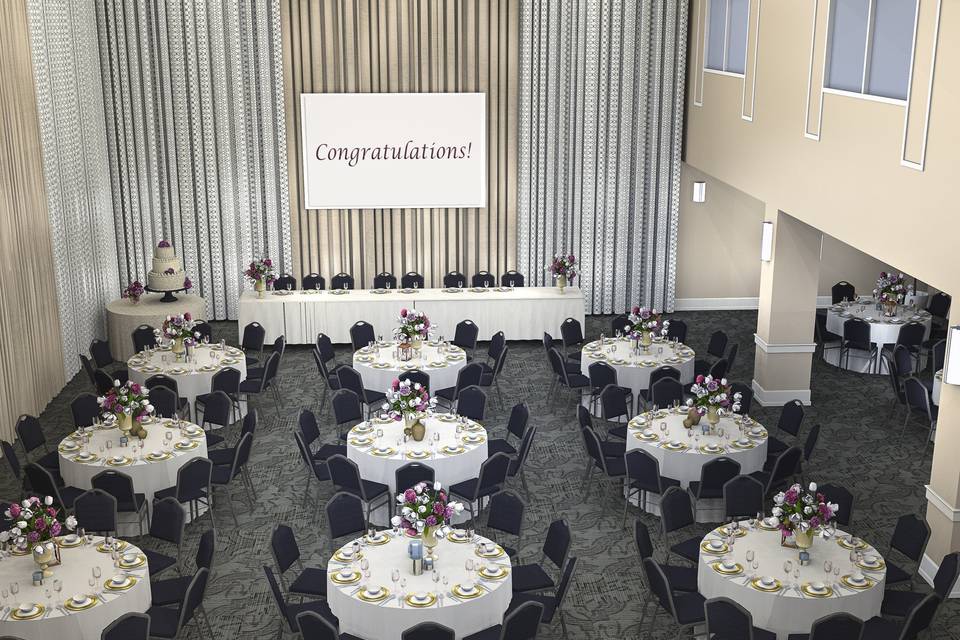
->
[4,310,958,639]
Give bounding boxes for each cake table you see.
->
[106,294,207,361]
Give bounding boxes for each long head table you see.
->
[237,286,585,344]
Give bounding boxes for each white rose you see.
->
[771,507,783,517]
[808,482,817,492]
[453,502,464,513]
[418,505,427,514]
[44,496,53,506]
[773,492,785,505]
[0,531,8,542]
[414,484,423,494]
[65,515,77,530]
[433,481,442,491]
[391,516,402,527]
[16,522,26,529]
[114,379,121,387]
[720,378,728,386]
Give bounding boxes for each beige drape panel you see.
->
[0,0,66,442]
[281,0,518,287]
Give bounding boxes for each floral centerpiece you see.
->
[183,276,193,292]
[627,306,669,347]
[873,271,905,316]
[245,257,276,297]
[548,253,577,292]
[2,497,78,576]
[395,308,429,349]
[391,481,463,553]
[160,312,199,355]
[772,482,839,550]
[383,378,435,439]
[97,380,154,436]
[122,280,145,304]
[686,375,741,427]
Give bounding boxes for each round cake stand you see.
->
[145,286,188,303]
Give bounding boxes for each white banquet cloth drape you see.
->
[698,526,885,639]
[353,343,466,394]
[106,294,207,361]
[327,533,511,640]
[579,338,695,407]
[825,303,931,373]
[0,537,150,640]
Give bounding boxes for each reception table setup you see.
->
[580,336,695,401]
[237,285,586,344]
[326,483,511,640]
[106,293,206,361]
[698,484,885,640]
[353,340,467,393]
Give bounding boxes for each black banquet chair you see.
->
[443,271,467,288]
[500,270,525,287]
[102,611,151,640]
[132,324,158,353]
[349,322,376,352]
[786,612,864,640]
[274,273,297,290]
[302,273,325,290]
[506,557,578,638]
[832,280,856,303]
[472,271,496,288]
[463,600,543,640]
[401,272,424,289]
[331,272,355,290]
[373,272,396,289]
[705,596,776,640]
[402,622,456,640]
[71,393,101,427]
[264,565,339,638]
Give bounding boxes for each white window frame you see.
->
[704,0,749,78]
[823,0,918,105]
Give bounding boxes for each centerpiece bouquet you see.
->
[122,280,145,304]
[686,375,741,426]
[392,481,464,552]
[772,482,839,550]
[395,308,430,347]
[627,306,669,347]
[245,257,277,296]
[1,497,77,576]
[383,378,435,438]
[548,254,577,292]
[97,380,154,436]
[160,312,199,355]
[874,271,906,315]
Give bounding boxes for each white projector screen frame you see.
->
[300,92,487,210]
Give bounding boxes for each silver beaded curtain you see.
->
[94,0,293,320]
[517,0,687,314]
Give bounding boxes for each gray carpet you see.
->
[4,310,958,639]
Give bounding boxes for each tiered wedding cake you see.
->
[147,240,187,291]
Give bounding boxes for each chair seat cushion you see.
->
[116,493,146,513]
[603,456,626,477]
[211,464,241,485]
[312,443,348,461]
[238,379,263,393]
[59,485,85,509]
[767,437,789,455]
[245,354,260,366]
[154,485,207,504]
[363,390,387,404]
[511,564,555,592]
[608,425,628,440]
[487,438,517,457]
[247,366,265,379]
[205,432,226,448]
[563,361,580,374]
[150,575,191,606]
[861,616,904,640]
[143,549,177,576]
[671,537,703,564]
[600,440,626,458]
[36,450,61,471]
[147,605,180,638]
[672,592,706,625]
[566,373,590,388]
[449,478,478,500]
[688,481,723,500]
[435,387,456,401]
[883,560,912,585]
[880,588,925,617]
[207,447,236,466]
[289,567,328,598]
[660,563,698,592]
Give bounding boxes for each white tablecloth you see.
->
[347,415,487,496]
[106,294,207,361]
[353,342,467,394]
[824,302,931,374]
[579,338,695,406]
[59,419,209,536]
[625,410,768,521]
[237,286,585,344]
[127,344,247,421]
[933,369,942,406]
[0,536,150,640]
[327,532,511,640]
[698,525,885,639]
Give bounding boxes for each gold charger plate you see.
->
[856,558,885,572]
[106,457,132,467]
[119,554,146,569]
[349,437,375,447]
[357,586,390,602]
[330,570,361,585]
[446,531,472,543]
[710,561,743,575]
[97,540,128,553]
[715,525,748,538]
[452,584,483,599]
[661,442,688,451]
[478,566,510,580]
[841,574,875,590]
[56,535,83,548]
[699,540,729,555]
[105,576,138,591]
[332,549,362,563]
[837,537,868,550]
[800,583,834,598]
[475,545,505,559]
[145,452,172,462]
[11,605,45,620]
[634,432,659,442]
[73,453,100,463]
[65,596,99,611]
[730,440,756,449]
[405,450,430,460]
[699,445,725,455]
[750,577,782,592]
[441,445,465,455]
[369,447,396,457]
[364,533,390,546]
[405,592,438,607]
[175,441,200,451]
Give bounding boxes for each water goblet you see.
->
[53,579,62,600]
[823,560,833,583]
[432,570,440,589]
[88,577,96,590]
[1,589,7,605]
[783,560,793,582]
[93,566,102,580]
[793,567,800,586]
[286,282,292,292]
[9,582,17,600]
[391,569,400,592]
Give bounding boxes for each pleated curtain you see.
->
[517,0,688,314]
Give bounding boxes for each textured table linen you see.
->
[824,301,931,374]
[327,532,511,639]
[106,294,206,360]
[579,337,695,408]
[353,342,466,394]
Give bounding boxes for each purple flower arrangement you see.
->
[157,239,171,248]
[391,481,464,536]
[382,378,435,420]
[772,482,839,537]
[0,497,77,549]
[395,308,430,342]
[161,312,199,341]
[244,257,276,285]
[547,253,577,281]
[686,375,742,416]
[122,280,145,302]
[97,380,155,424]
[627,306,669,338]
[874,271,906,305]
[183,276,193,291]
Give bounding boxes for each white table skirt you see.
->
[59,419,209,536]
[824,304,931,374]
[237,286,585,344]
[698,525,885,639]
[106,294,207,361]
[127,344,247,421]
[327,532,511,640]
[347,415,487,496]
[579,338,695,404]
[0,536,150,640]
[625,411,768,522]
[353,343,466,394]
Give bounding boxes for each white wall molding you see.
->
[920,553,960,597]
[925,484,960,522]
[751,379,811,406]
[754,334,816,354]
[900,0,941,172]
[675,295,833,311]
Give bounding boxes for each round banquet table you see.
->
[579,337,695,414]
[698,523,885,639]
[824,301,931,374]
[353,341,466,393]
[127,343,247,421]
[327,530,511,640]
[106,293,206,361]
[625,410,768,522]
[0,536,150,640]
[59,418,209,536]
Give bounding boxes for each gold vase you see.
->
[404,414,426,441]
[707,406,721,427]
[793,529,814,550]
[422,526,439,554]
[32,541,59,578]
[557,275,567,293]
[172,337,185,355]
[255,279,265,298]
[640,331,653,348]
[118,412,134,434]
[683,408,702,428]
[883,301,897,317]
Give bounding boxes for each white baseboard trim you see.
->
[754,333,817,354]
[751,379,811,406]
[675,296,834,311]
[920,553,960,597]
[925,484,960,522]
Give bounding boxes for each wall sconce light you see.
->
[760,221,774,262]
[945,326,960,385]
[692,181,706,203]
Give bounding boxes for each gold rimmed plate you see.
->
[710,561,743,575]
[11,604,45,620]
[700,540,729,555]
[97,540,128,554]
[364,533,390,546]
[330,569,361,585]
[369,447,396,457]
[106,457,132,467]
[332,549,362,563]
[841,574,875,590]
[757,519,780,531]
[73,453,100,463]
[837,537,868,551]
[634,431,659,442]
[451,584,483,599]
[405,592,438,607]
[661,442,688,451]
[104,576,138,591]
[174,440,200,451]
[349,437,375,447]
[699,445,725,455]
[119,554,146,569]
[351,424,374,434]
[750,577,782,592]
[446,530,472,543]
[461,435,486,444]
[856,558,885,572]
[405,450,431,460]
[145,452,172,462]
[65,595,99,611]
[441,445,465,455]
[800,582,834,598]
[730,439,756,449]
[478,565,510,580]
[356,586,390,602]
[57,535,83,548]
[474,545,505,559]
[716,525,748,538]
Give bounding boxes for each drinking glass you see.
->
[465,558,475,575]
[286,283,292,292]
[783,560,793,581]
[823,560,833,579]
[432,570,440,589]
[88,577,96,589]
[360,558,369,572]
[9,582,18,599]
[391,569,400,591]
[92,566,101,580]
[1,589,7,605]
[793,567,800,585]
[53,580,62,599]
[745,550,754,566]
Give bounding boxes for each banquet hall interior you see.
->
[1,1,959,639]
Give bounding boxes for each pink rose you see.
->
[9,504,20,517]
[50,521,61,536]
